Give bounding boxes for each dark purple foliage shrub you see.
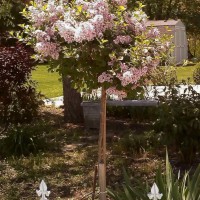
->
[0,42,42,124]
[0,43,34,86]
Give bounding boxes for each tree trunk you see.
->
[98,87,107,200]
[62,75,84,123]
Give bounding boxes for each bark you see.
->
[62,75,84,123]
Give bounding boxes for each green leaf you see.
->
[77,5,83,13]
[118,5,126,11]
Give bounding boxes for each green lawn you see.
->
[31,64,63,98]
[176,64,199,82]
[32,63,199,98]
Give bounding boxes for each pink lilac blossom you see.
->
[132,10,147,23]
[35,42,60,60]
[54,0,114,43]
[34,30,51,42]
[64,11,76,25]
[124,10,147,25]
[28,6,46,27]
[89,15,105,37]
[46,4,65,23]
[28,3,64,27]
[78,0,114,30]
[28,0,115,43]
[113,35,132,44]
[98,72,113,83]
[119,62,129,71]
[56,21,75,43]
[116,66,150,86]
[89,0,115,29]
[124,9,147,34]
[106,87,127,100]
[45,27,56,37]
[74,22,96,42]
[148,28,160,37]
[135,22,146,33]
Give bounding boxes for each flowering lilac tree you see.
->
[21,0,170,198]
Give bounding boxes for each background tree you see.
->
[0,0,28,33]
[62,76,83,123]
[128,0,200,58]
[0,0,13,31]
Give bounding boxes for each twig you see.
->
[0,124,9,135]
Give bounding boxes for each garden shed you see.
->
[146,19,188,65]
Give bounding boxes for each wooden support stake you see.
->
[98,86,107,200]
[98,163,106,200]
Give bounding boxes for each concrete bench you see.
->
[81,99,158,129]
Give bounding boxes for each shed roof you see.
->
[146,19,182,26]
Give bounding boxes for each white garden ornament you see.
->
[147,182,163,200]
[36,180,50,200]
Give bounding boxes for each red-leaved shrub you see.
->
[0,43,34,86]
[0,42,41,124]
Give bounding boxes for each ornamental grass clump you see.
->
[108,152,200,200]
[0,121,49,157]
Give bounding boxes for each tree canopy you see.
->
[20,0,170,98]
[133,0,200,35]
[0,0,29,32]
